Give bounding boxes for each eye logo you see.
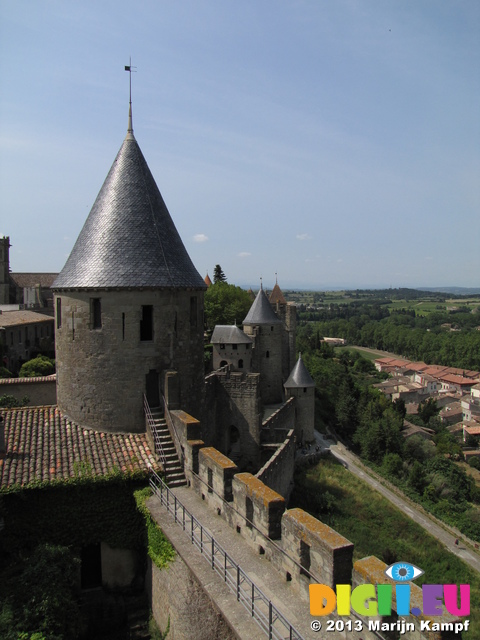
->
[385,562,424,582]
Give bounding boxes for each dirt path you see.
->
[328,440,480,574]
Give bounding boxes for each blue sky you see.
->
[1,1,479,290]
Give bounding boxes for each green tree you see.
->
[382,452,404,479]
[19,355,55,378]
[213,264,227,284]
[408,460,427,494]
[204,282,252,330]
[0,544,80,640]
[418,398,439,426]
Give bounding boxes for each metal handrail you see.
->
[149,469,305,640]
[160,391,184,467]
[172,467,384,640]
[144,395,167,472]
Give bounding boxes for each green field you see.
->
[292,456,480,638]
[284,289,480,315]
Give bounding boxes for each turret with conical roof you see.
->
[53,103,206,432]
[242,284,284,404]
[284,354,315,443]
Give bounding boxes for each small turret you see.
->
[284,354,315,443]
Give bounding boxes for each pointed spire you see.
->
[125,59,136,140]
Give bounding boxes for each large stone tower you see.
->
[52,106,206,433]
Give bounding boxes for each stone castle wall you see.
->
[255,428,295,499]
[54,289,205,432]
[0,375,57,406]
[165,434,460,640]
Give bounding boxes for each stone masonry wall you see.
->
[0,376,57,406]
[211,371,262,470]
[260,397,295,443]
[54,289,205,432]
[255,428,295,499]
[147,556,237,640]
[352,557,460,640]
[153,437,461,640]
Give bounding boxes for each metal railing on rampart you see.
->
[149,469,305,640]
[144,395,167,472]
[158,391,185,466]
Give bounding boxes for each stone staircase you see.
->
[150,408,187,488]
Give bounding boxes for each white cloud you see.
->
[193,234,209,243]
[296,233,312,241]
[238,252,251,258]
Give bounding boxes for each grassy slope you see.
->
[292,456,479,638]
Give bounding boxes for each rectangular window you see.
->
[140,305,153,341]
[56,298,62,329]
[190,296,197,328]
[91,298,102,329]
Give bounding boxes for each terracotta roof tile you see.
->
[0,406,158,489]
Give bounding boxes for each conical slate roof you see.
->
[243,285,282,325]
[269,282,286,305]
[284,354,315,388]
[53,127,205,290]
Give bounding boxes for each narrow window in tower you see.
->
[238,359,244,369]
[72,311,75,341]
[140,305,154,341]
[56,298,62,329]
[91,298,102,329]
[190,296,197,328]
[266,350,270,358]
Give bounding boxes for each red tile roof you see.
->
[0,406,158,489]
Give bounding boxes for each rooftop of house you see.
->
[0,406,158,490]
[211,325,252,345]
[0,374,56,386]
[440,374,478,386]
[10,273,59,289]
[439,402,464,416]
[0,310,55,328]
[463,424,480,435]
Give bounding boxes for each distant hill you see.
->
[417,286,480,296]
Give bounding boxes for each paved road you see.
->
[311,431,480,575]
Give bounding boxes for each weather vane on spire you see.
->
[124,58,137,135]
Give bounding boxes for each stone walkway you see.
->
[148,484,330,640]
